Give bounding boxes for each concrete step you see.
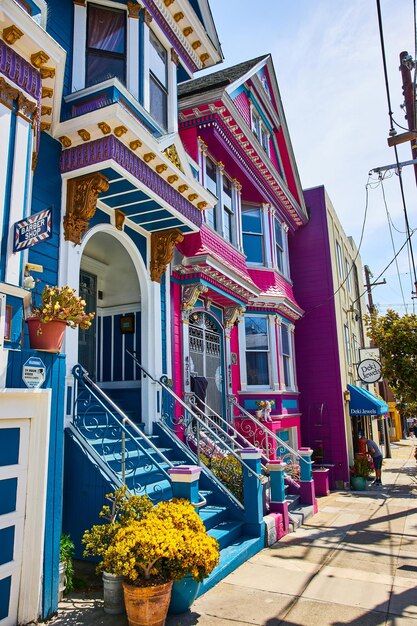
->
[208,520,244,550]
[199,505,228,531]
[288,503,315,533]
[286,494,301,511]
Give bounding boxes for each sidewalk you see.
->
[47,441,417,626]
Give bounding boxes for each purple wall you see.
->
[290,186,348,485]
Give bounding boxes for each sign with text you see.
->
[13,208,52,252]
[357,358,382,384]
[22,356,46,388]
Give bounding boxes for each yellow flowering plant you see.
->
[29,285,95,329]
[83,489,219,587]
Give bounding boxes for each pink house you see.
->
[174,55,308,452]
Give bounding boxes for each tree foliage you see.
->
[366,310,417,416]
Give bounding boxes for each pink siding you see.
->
[233,90,251,127]
[269,136,280,171]
[276,127,300,204]
[230,325,241,395]
[179,126,199,162]
[248,268,301,311]
[171,282,185,439]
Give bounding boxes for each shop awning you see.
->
[347,384,389,417]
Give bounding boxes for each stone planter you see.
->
[103,572,125,615]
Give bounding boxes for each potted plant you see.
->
[26,285,94,352]
[59,534,75,601]
[350,454,373,491]
[83,488,219,625]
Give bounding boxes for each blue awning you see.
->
[347,385,389,417]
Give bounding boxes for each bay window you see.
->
[274,220,284,273]
[242,207,264,264]
[223,176,234,243]
[245,316,270,386]
[149,31,168,129]
[281,322,293,389]
[205,157,217,229]
[86,4,126,88]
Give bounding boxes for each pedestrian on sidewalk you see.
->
[364,437,383,486]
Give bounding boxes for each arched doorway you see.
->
[79,232,141,394]
[189,311,225,419]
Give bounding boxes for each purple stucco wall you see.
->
[290,186,349,485]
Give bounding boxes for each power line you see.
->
[376,0,417,296]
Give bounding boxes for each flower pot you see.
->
[312,468,330,497]
[103,572,125,615]
[168,576,200,615]
[350,476,367,491]
[27,317,66,353]
[123,580,173,626]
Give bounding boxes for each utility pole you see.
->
[364,266,386,315]
[399,51,417,187]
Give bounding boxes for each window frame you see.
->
[274,218,286,274]
[242,205,265,266]
[336,241,344,282]
[280,321,294,390]
[344,324,352,366]
[345,258,352,293]
[244,314,271,388]
[85,3,127,89]
[149,29,168,130]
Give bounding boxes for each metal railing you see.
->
[228,396,312,485]
[126,350,263,510]
[72,364,173,501]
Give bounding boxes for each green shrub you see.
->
[60,534,75,592]
[201,454,243,502]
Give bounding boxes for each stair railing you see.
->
[126,350,263,509]
[72,364,173,500]
[228,396,312,486]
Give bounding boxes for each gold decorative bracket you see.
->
[150,229,184,283]
[64,173,109,244]
[181,283,208,320]
[163,144,184,172]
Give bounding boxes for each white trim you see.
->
[72,3,87,92]
[269,315,279,391]
[262,204,272,268]
[0,104,12,250]
[167,59,177,134]
[143,24,151,111]
[97,303,140,316]
[164,265,172,377]
[0,389,51,625]
[127,12,140,101]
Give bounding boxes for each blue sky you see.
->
[207,0,417,314]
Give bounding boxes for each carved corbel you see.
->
[115,209,126,231]
[0,77,19,108]
[181,283,208,320]
[150,229,184,283]
[64,173,109,244]
[127,1,141,18]
[3,25,24,45]
[224,305,246,328]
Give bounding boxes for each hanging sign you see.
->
[13,208,52,252]
[357,358,382,384]
[22,356,46,388]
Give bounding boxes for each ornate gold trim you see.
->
[224,305,246,327]
[41,105,52,116]
[59,136,72,148]
[150,229,184,283]
[127,1,141,18]
[40,67,56,79]
[114,125,127,137]
[64,173,110,244]
[40,122,51,132]
[142,8,152,24]
[31,51,50,68]
[174,11,184,22]
[183,27,193,37]
[181,283,208,320]
[156,164,168,173]
[170,48,179,66]
[115,209,126,231]
[98,121,111,135]
[192,40,202,50]
[3,25,24,45]
[130,139,142,150]
[167,174,178,184]
[73,0,86,5]
[197,201,207,210]
[144,152,156,162]
[42,86,53,98]
[0,77,19,108]
[164,0,175,5]
[18,93,37,118]
[78,129,90,141]
[188,193,198,201]
[163,144,183,172]
[178,184,188,193]
[200,53,209,63]
[32,151,38,171]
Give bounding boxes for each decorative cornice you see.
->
[127,1,142,18]
[2,25,24,46]
[224,305,246,327]
[98,121,111,135]
[181,283,208,320]
[114,209,126,231]
[59,136,72,148]
[31,51,50,68]
[64,172,110,244]
[170,48,179,66]
[0,76,19,108]
[39,66,55,79]
[150,229,184,282]
[163,144,184,172]
[60,135,203,228]
[173,265,253,302]
[0,39,42,101]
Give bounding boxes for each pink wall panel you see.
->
[233,90,251,127]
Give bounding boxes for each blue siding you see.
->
[102,316,112,381]
[45,0,74,98]
[126,226,147,265]
[0,102,17,281]
[113,315,123,380]
[0,429,19,466]
[29,134,62,291]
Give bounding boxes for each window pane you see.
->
[275,221,283,249]
[242,208,262,234]
[150,32,167,87]
[281,324,290,356]
[223,207,232,242]
[86,53,125,86]
[205,207,216,229]
[245,317,268,350]
[150,76,167,128]
[246,352,269,385]
[283,356,291,387]
[88,5,125,53]
[223,176,232,208]
[243,234,264,264]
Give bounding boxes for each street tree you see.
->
[366,309,417,417]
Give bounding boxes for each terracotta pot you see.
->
[123,580,173,626]
[26,317,66,353]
